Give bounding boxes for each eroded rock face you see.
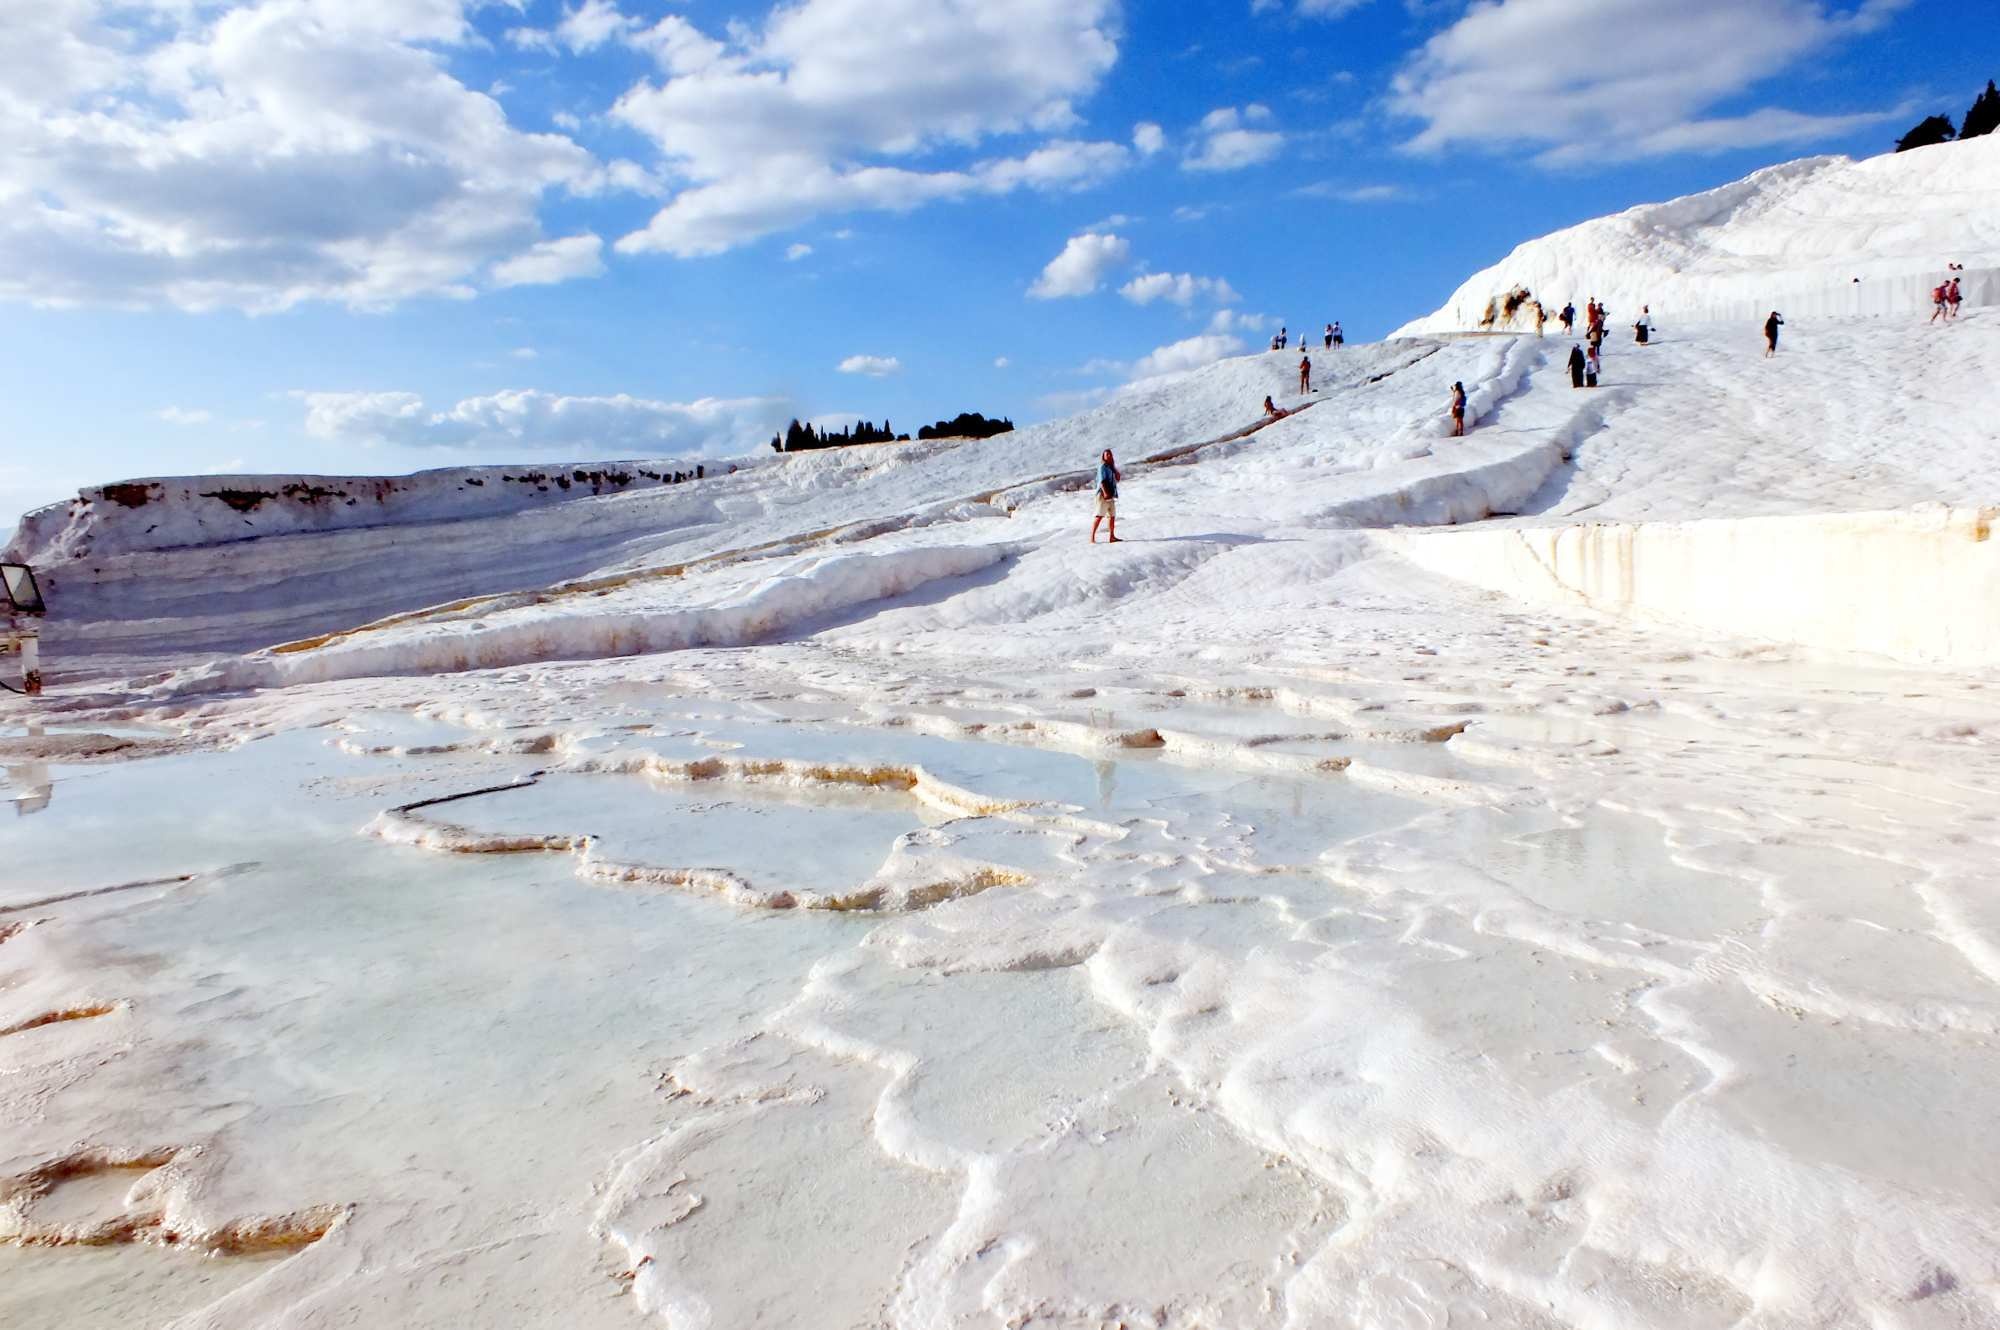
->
[5,459,727,565]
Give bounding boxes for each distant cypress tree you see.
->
[1895,114,1957,152]
[1963,80,2000,140]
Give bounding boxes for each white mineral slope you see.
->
[4,455,763,564]
[18,336,1553,668]
[1394,134,2000,336]
[18,143,2000,1330]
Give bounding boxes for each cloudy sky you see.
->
[0,0,1977,526]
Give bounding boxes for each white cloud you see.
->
[509,347,539,360]
[1389,0,1912,165]
[491,234,606,287]
[1036,386,1114,414]
[0,0,602,312]
[1028,232,1131,299]
[1128,333,1247,381]
[1207,308,1274,334]
[1133,121,1166,156]
[1255,0,1374,15]
[297,387,789,454]
[837,354,902,377]
[785,242,814,261]
[993,356,1011,369]
[1183,106,1285,172]
[610,0,1126,256]
[156,406,214,426]
[974,139,1130,193]
[556,0,635,52]
[1118,272,1240,307]
[1293,181,1409,202]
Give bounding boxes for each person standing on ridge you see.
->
[1568,343,1587,388]
[1277,326,1288,350]
[1585,345,1601,387]
[1324,323,1334,349]
[1449,381,1468,436]
[1764,310,1784,357]
[1299,352,1312,394]
[1560,302,1576,334]
[1332,321,1344,347]
[1090,448,1122,544]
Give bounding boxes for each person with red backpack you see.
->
[1931,283,1949,323]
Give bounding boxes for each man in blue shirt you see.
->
[1090,448,1122,544]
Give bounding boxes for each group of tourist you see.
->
[1931,277,1965,322]
[1270,323,1344,351]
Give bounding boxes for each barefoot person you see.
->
[1449,381,1468,436]
[1764,310,1784,357]
[1090,448,1122,544]
[1299,352,1312,394]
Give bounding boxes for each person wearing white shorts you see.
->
[1090,448,1122,543]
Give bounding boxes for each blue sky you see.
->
[0,0,1985,529]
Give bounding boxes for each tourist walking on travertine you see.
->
[1535,302,1547,337]
[1931,283,1949,323]
[1090,448,1122,544]
[1585,346,1601,387]
[1299,353,1312,394]
[1560,302,1576,334]
[1449,381,1468,436]
[1764,310,1784,356]
[1568,343,1586,388]
[1634,307,1654,344]
[1949,277,1962,318]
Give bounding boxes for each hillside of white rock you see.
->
[5,138,2000,1330]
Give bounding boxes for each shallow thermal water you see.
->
[4,697,1997,1329]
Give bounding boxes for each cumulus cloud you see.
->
[610,0,1128,256]
[1133,122,1166,156]
[785,243,814,261]
[1208,308,1274,334]
[297,387,789,454]
[1183,105,1285,172]
[491,234,606,287]
[1127,333,1248,381]
[837,354,902,377]
[1028,232,1132,299]
[0,0,608,312]
[1118,272,1240,307]
[156,406,215,426]
[1389,0,1911,165]
[993,356,1011,368]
